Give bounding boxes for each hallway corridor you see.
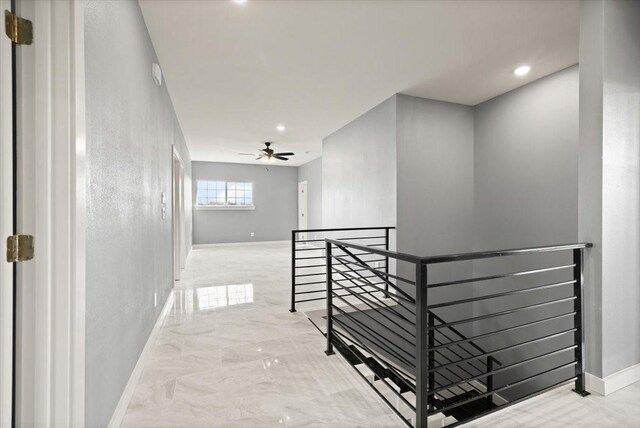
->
[120,242,400,427]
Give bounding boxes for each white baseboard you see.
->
[107,291,175,428]
[193,240,289,248]
[586,363,640,396]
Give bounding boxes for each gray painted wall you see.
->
[192,161,298,244]
[395,94,476,336]
[474,66,579,251]
[396,94,475,274]
[85,1,191,427]
[298,157,323,230]
[473,66,579,398]
[322,96,397,229]
[579,0,640,378]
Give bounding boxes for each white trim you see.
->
[192,240,289,248]
[11,1,86,426]
[586,364,640,396]
[0,1,15,425]
[195,204,255,210]
[107,292,175,428]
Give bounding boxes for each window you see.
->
[196,180,254,209]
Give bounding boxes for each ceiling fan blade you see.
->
[238,153,256,156]
[274,155,289,161]
[255,155,264,160]
[274,152,295,156]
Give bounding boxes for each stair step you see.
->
[434,390,498,423]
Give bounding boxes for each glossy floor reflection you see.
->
[121,241,640,427]
[120,241,401,427]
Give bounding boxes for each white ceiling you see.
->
[139,0,579,167]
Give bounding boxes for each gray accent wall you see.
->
[474,66,579,251]
[472,65,579,398]
[322,96,397,229]
[85,1,191,427]
[579,0,640,378]
[298,157,323,230]
[396,94,475,273]
[192,161,298,244]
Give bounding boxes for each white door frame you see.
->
[298,181,308,240]
[172,146,185,281]
[7,1,86,427]
[0,1,15,425]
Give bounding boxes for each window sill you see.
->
[195,205,255,211]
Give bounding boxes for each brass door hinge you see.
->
[4,10,32,45]
[7,235,34,262]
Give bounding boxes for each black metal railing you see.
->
[324,239,592,427]
[290,227,395,312]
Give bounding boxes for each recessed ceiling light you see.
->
[276,124,286,132]
[514,65,531,76]
[233,0,248,4]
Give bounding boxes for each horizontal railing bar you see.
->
[429,311,499,366]
[443,376,578,428]
[295,271,327,278]
[428,327,577,373]
[327,239,423,264]
[332,313,416,368]
[429,344,578,395]
[332,291,416,345]
[332,256,413,285]
[296,283,384,295]
[293,226,395,233]
[432,331,490,373]
[428,361,578,416]
[428,263,575,288]
[329,332,416,427]
[331,330,418,412]
[293,263,326,269]
[420,243,592,264]
[429,311,577,352]
[333,329,417,389]
[296,290,389,302]
[295,235,387,244]
[298,254,385,261]
[428,296,577,330]
[295,296,325,303]
[427,279,576,309]
[331,276,418,334]
[430,340,488,394]
[332,250,417,304]
[296,243,387,252]
[294,280,326,286]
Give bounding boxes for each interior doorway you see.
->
[298,181,308,240]
[172,147,185,281]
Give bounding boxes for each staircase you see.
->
[329,307,501,426]
[290,230,591,427]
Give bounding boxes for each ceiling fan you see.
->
[239,142,295,163]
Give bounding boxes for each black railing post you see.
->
[486,357,495,408]
[415,261,428,427]
[573,248,589,396]
[325,241,335,356]
[427,311,436,412]
[384,227,390,298]
[290,230,297,312]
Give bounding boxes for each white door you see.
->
[298,181,308,240]
[0,1,15,424]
